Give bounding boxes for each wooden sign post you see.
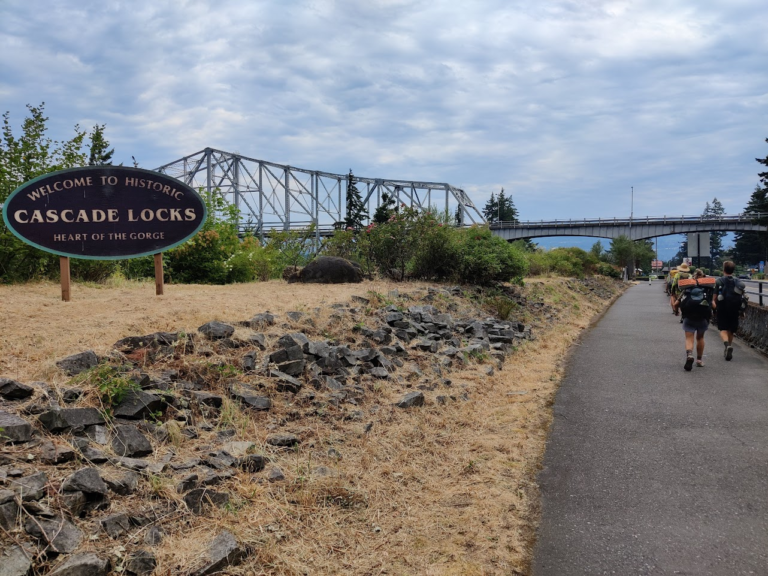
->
[154,253,164,296]
[60,256,71,302]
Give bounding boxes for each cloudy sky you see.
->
[2,0,766,255]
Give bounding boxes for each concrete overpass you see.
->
[490,214,768,241]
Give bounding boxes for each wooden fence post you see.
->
[60,257,71,302]
[154,253,164,296]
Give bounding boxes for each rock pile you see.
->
[0,284,547,574]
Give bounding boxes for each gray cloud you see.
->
[1,0,766,223]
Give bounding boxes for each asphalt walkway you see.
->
[532,281,768,576]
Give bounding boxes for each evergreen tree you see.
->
[704,197,726,266]
[609,235,634,279]
[482,192,497,223]
[0,103,96,281]
[88,124,114,165]
[344,170,368,230]
[373,192,397,224]
[497,188,518,223]
[732,185,768,265]
[590,240,605,261]
[482,188,518,224]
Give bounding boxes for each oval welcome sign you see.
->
[2,166,207,259]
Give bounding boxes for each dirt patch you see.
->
[0,277,624,575]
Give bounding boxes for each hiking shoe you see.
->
[684,355,694,371]
[696,359,704,368]
[725,346,733,361]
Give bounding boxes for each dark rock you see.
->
[144,525,163,546]
[0,410,33,443]
[183,488,230,515]
[244,313,275,329]
[286,311,304,322]
[83,424,109,445]
[78,443,109,464]
[199,469,234,486]
[198,321,235,341]
[25,515,82,553]
[229,383,272,411]
[269,342,303,363]
[269,369,303,393]
[170,458,200,471]
[191,530,246,576]
[237,454,267,473]
[113,457,150,471]
[62,468,109,515]
[114,332,179,353]
[396,391,425,408]
[0,378,35,400]
[22,501,54,518]
[299,256,363,284]
[248,333,267,349]
[49,553,109,576]
[176,474,198,493]
[126,550,156,576]
[114,390,166,420]
[267,468,285,483]
[190,391,223,408]
[266,433,299,447]
[60,491,86,516]
[40,441,76,464]
[0,544,32,576]
[61,388,83,404]
[0,492,19,531]
[100,512,131,538]
[38,408,105,433]
[112,425,153,458]
[55,351,100,376]
[12,472,47,501]
[368,367,389,379]
[242,351,257,372]
[103,471,140,495]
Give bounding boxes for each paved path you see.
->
[533,282,768,576]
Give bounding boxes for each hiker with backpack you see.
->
[673,269,715,371]
[712,261,748,361]
[670,264,691,318]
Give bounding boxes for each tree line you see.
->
[2,103,767,284]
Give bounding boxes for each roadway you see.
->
[532,281,768,576]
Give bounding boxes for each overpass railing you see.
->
[490,213,768,229]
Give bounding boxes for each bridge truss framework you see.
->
[156,148,485,235]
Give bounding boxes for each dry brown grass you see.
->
[0,277,623,575]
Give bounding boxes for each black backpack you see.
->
[679,279,713,320]
[720,276,748,313]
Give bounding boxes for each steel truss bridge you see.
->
[156,148,484,236]
[491,214,768,241]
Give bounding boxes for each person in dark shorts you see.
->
[674,274,715,370]
[712,260,746,361]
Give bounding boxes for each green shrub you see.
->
[321,229,358,262]
[70,259,121,283]
[597,262,621,278]
[409,211,460,280]
[165,190,240,284]
[358,207,418,280]
[528,247,599,278]
[121,255,155,280]
[455,226,528,285]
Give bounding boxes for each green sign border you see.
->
[2,166,208,260]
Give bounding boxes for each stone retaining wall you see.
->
[737,304,768,355]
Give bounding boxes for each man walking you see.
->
[712,261,747,361]
[674,272,715,370]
